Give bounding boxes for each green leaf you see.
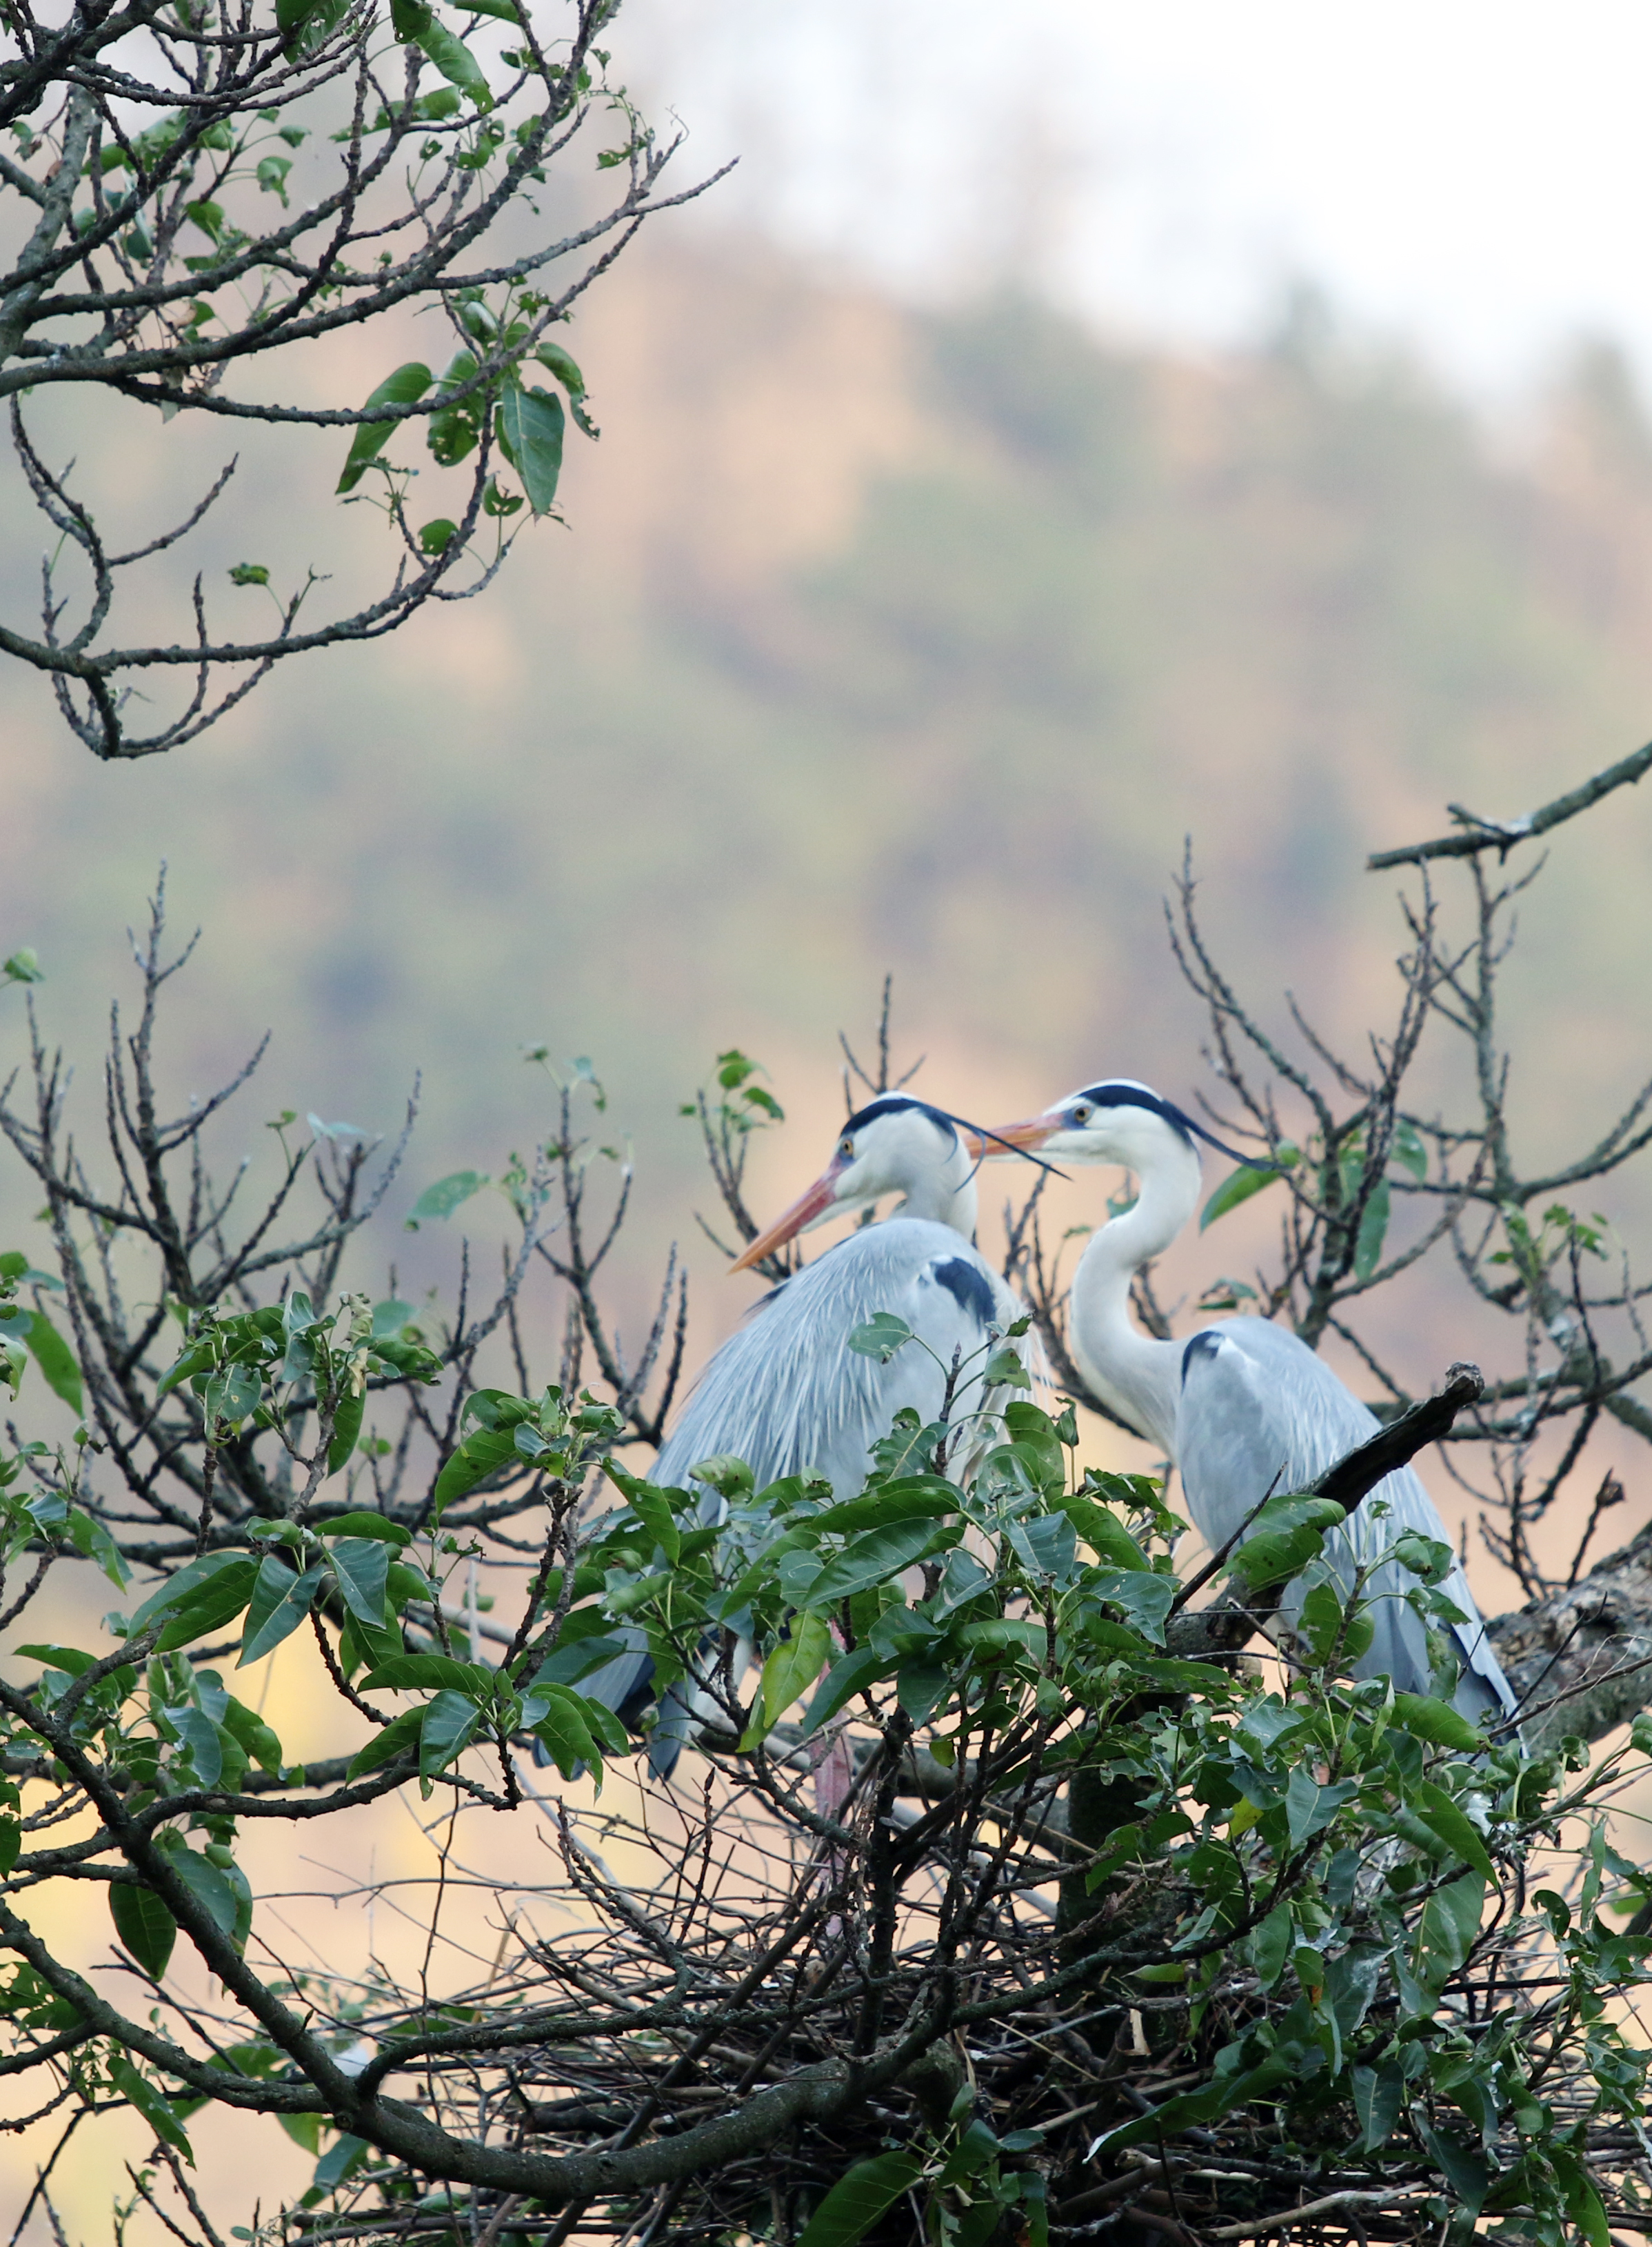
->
[1297,1579,1373,1666]
[327,1388,365,1476]
[170,1706,223,1789]
[237,1556,325,1666]
[980,1345,1029,1386]
[1413,2119,1490,2216]
[895,1661,949,1724]
[1001,1401,1063,1484]
[276,0,347,55]
[152,1561,259,1652]
[847,1311,912,1362]
[936,2119,1001,2190]
[432,1424,518,1508]
[346,1708,423,1780]
[1390,1692,1484,1752]
[797,2148,925,2247]
[330,1537,390,1627]
[1285,1766,1357,1846]
[218,1697,283,1776]
[1412,1780,1494,1880]
[1563,2172,1613,2247]
[528,1684,603,1777]
[228,561,270,586]
[1391,1119,1429,1181]
[1416,1870,1484,1979]
[405,1168,488,1227]
[319,1510,412,1546]
[0,1250,57,1287]
[419,1687,484,1777]
[201,1359,262,1428]
[1352,1176,1391,1281]
[129,1551,250,1633]
[313,2132,370,2190]
[534,339,597,435]
[336,362,432,494]
[681,1454,755,1501]
[110,1882,177,1979]
[497,385,563,512]
[954,1616,1044,1663]
[3,949,44,985]
[1089,1567,1176,1644]
[108,2053,194,2159]
[800,1645,885,1735]
[419,517,459,555]
[66,1507,132,1589]
[451,0,520,17]
[1250,1899,1293,1987]
[156,1832,242,1938]
[1200,1150,1293,1231]
[390,0,493,106]
[23,1309,81,1415]
[15,1642,98,1676]
[1058,1494,1148,1570]
[807,1480,955,1536]
[743,1613,832,1747]
[1351,2061,1403,2151]
[1087,2050,1299,2161]
[626,1484,681,1564]
[802,1519,958,1607]
[1230,1495,1347,1586]
[362,1653,494,1695]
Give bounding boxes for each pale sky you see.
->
[629,0,1652,397]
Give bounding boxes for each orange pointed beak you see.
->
[969,1108,1067,1159]
[729,1163,845,1273]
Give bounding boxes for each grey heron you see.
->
[980,1079,1516,1722]
[561,1095,1029,1775]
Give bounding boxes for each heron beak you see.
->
[967,1108,1065,1158]
[729,1166,842,1272]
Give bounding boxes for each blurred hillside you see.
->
[3,238,1652,1361]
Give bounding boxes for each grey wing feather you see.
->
[576,1220,1026,1773]
[652,1220,1023,1500]
[1177,1319,1515,1721]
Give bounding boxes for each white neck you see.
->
[1069,1139,1202,1456]
[896,1146,978,1237]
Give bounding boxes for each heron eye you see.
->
[839,1138,854,1158]
[1071,1102,1094,1124]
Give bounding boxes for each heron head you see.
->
[974,1080,1256,1173]
[729,1098,965,1272]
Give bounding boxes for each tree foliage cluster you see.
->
[0,0,712,757]
[0,768,1651,2246]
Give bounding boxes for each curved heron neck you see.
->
[1070,1140,1202,1456]
[896,1160,978,1239]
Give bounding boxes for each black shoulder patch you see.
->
[1181,1330,1222,1386]
[929,1256,998,1330]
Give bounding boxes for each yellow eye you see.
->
[1071,1102,1094,1124]
[839,1137,854,1158]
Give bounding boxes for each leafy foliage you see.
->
[0,0,714,758]
[0,843,1650,2246]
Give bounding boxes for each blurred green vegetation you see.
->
[2,250,1651,1321]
